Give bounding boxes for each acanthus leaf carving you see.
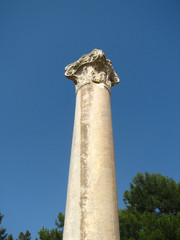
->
[65,49,120,91]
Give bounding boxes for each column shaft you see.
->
[63,82,120,240]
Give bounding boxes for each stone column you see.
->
[63,49,120,240]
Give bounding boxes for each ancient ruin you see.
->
[63,49,120,240]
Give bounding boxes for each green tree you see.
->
[0,214,8,240]
[17,231,31,240]
[7,234,13,240]
[38,213,64,240]
[119,172,180,240]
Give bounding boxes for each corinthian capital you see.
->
[65,49,120,91]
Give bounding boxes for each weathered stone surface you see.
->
[63,50,120,240]
[65,49,120,92]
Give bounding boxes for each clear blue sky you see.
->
[0,0,179,239]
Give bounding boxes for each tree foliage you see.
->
[6,234,13,240]
[119,172,180,240]
[0,214,8,240]
[38,212,64,240]
[17,231,31,240]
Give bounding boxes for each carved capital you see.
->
[65,49,120,92]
